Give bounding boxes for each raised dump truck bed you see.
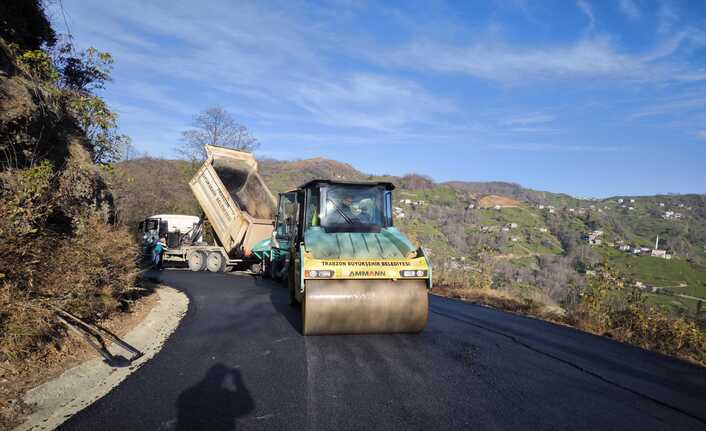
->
[189,145,276,259]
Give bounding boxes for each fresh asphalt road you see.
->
[62,270,706,431]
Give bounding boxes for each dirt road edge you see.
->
[15,286,189,431]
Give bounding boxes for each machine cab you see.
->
[274,180,395,245]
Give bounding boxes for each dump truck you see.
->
[252,179,432,335]
[138,145,276,272]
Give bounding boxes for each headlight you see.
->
[305,270,333,278]
[401,270,427,277]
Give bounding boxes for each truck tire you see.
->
[188,251,206,272]
[206,252,226,273]
[250,263,262,274]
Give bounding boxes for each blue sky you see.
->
[51,0,706,197]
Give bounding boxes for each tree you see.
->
[178,106,260,161]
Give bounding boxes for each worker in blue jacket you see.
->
[152,238,168,270]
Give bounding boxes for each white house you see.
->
[651,249,667,258]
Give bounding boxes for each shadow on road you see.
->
[254,275,303,334]
[176,364,254,430]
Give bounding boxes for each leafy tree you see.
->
[0,0,56,51]
[178,106,260,161]
[70,94,130,163]
[48,44,129,164]
[55,46,113,94]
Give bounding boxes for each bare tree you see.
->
[178,106,260,161]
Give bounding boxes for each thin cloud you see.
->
[502,112,554,125]
[290,74,456,131]
[492,143,621,152]
[576,0,596,31]
[630,96,706,119]
[507,127,561,134]
[383,33,704,83]
[618,0,641,20]
[696,130,706,140]
[657,1,679,35]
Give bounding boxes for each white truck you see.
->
[137,145,276,272]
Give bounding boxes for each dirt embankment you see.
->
[477,195,523,208]
[2,284,188,431]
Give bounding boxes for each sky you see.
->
[49,0,706,197]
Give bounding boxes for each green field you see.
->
[643,293,705,317]
[599,247,706,299]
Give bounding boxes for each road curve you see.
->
[62,270,706,430]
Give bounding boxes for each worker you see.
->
[153,237,168,270]
[339,195,356,221]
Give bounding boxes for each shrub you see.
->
[568,271,706,366]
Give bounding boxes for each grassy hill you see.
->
[112,156,706,314]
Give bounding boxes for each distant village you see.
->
[581,230,672,260]
[394,194,692,262]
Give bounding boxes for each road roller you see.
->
[252,180,431,335]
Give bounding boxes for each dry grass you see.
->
[477,194,523,208]
[0,162,140,364]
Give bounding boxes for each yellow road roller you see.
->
[253,180,431,335]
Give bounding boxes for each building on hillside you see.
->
[539,227,548,233]
[617,198,624,204]
[538,204,545,209]
[629,199,635,203]
[548,208,556,214]
[502,227,510,232]
[494,205,502,210]
[659,202,665,207]
[651,249,667,258]
[618,244,631,251]
[400,199,412,205]
[467,203,475,210]
[507,223,518,229]
[510,237,519,242]
[583,230,603,246]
